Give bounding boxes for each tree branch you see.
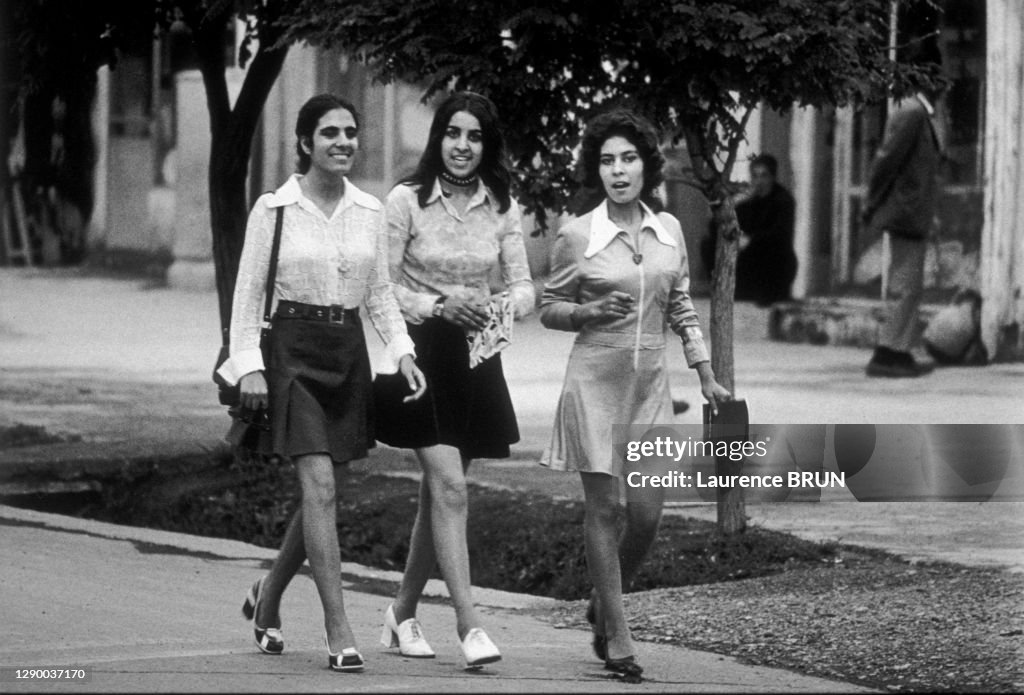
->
[190,5,232,135]
[231,28,288,147]
[721,106,755,181]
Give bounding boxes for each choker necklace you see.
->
[439,170,479,187]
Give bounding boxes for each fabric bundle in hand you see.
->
[466,291,514,368]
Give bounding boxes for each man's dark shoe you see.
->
[866,348,932,378]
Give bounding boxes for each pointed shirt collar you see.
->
[266,174,381,214]
[583,199,677,258]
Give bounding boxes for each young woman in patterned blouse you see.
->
[374,92,535,669]
[218,94,426,672]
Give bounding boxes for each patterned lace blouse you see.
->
[385,180,535,323]
[217,174,415,384]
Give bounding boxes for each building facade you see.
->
[84,1,1022,360]
[763,0,1022,360]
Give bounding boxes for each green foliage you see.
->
[280,0,942,223]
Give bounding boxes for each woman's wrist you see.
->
[431,296,446,319]
[570,305,587,330]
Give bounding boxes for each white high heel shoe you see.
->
[460,627,501,670]
[380,604,436,658]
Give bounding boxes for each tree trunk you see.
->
[981,0,1024,361]
[209,145,251,330]
[709,184,746,534]
[192,13,288,332]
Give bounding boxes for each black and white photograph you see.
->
[1,0,1022,692]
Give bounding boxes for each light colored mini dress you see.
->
[540,200,709,477]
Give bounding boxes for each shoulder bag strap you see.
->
[262,205,284,324]
[219,203,285,349]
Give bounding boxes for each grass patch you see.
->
[73,451,837,600]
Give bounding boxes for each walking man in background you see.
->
[862,86,944,378]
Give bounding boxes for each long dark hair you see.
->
[399,91,512,213]
[294,93,360,174]
[574,108,665,214]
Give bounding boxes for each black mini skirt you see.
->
[374,318,519,460]
[260,307,374,464]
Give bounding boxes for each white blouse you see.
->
[217,174,415,385]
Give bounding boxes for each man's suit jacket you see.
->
[861,94,942,252]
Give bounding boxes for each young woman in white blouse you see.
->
[374,92,535,669]
[217,94,426,672]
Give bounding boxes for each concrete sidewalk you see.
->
[0,504,865,693]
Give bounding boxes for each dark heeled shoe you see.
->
[242,576,283,654]
[605,655,644,683]
[325,633,365,672]
[586,597,607,661]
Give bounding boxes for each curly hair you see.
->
[294,93,361,175]
[399,91,512,214]
[578,108,665,210]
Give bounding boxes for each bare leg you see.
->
[392,475,436,623]
[580,471,634,660]
[255,464,348,629]
[620,482,666,587]
[294,453,356,651]
[589,480,666,636]
[400,445,480,639]
[255,507,304,628]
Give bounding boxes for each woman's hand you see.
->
[695,362,732,416]
[398,355,428,402]
[239,371,269,411]
[574,291,635,326]
[441,295,490,331]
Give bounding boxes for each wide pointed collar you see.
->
[266,174,381,214]
[583,199,677,258]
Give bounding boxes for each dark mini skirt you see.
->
[374,318,519,460]
[259,305,374,464]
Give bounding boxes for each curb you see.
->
[0,504,560,612]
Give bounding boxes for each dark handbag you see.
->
[213,206,284,406]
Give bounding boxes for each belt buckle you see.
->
[331,306,344,324]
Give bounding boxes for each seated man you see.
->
[701,154,798,306]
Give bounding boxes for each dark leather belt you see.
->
[276,300,359,324]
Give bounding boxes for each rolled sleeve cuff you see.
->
[377,332,417,374]
[215,347,265,386]
[409,291,441,322]
[681,326,710,367]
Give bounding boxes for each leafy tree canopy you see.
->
[280,0,941,220]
